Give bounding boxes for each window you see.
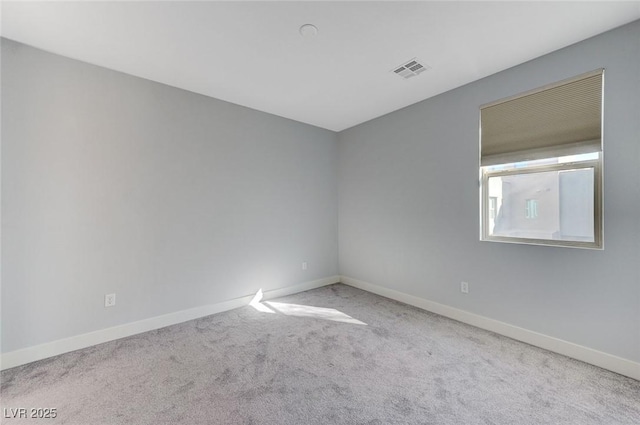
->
[489,197,498,219]
[480,70,603,249]
[525,199,538,219]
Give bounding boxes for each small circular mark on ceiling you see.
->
[299,24,318,38]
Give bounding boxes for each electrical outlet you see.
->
[302,262,308,271]
[460,282,469,294]
[105,293,116,307]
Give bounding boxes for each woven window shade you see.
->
[480,70,603,166]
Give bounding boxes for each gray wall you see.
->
[1,39,339,353]
[338,21,640,362]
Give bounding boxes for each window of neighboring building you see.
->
[489,197,498,220]
[480,70,603,249]
[525,199,538,219]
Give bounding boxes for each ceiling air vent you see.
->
[392,58,430,80]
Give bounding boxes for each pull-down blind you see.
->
[480,70,603,166]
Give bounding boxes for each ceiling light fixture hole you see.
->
[299,24,318,38]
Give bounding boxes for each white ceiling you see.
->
[2,1,639,131]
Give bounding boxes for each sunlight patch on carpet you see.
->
[248,289,366,325]
[265,301,367,325]
[249,289,276,313]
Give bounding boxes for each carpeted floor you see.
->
[1,284,639,424]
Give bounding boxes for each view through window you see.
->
[484,154,597,244]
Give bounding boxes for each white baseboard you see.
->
[341,275,640,381]
[1,275,340,371]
